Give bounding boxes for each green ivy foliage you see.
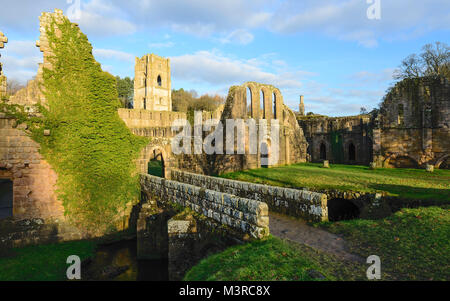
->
[2,17,148,233]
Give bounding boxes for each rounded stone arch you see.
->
[259,137,272,168]
[139,144,170,177]
[272,89,283,120]
[345,140,356,162]
[318,140,328,161]
[157,75,162,87]
[435,154,450,169]
[260,86,272,119]
[244,83,258,118]
[384,153,419,169]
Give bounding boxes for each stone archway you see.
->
[348,142,356,161]
[0,178,13,219]
[435,154,450,169]
[385,154,419,169]
[320,142,327,161]
[139,144,171,178]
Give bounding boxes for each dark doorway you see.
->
[349,143,356,161]
[319,143,326,160]
[0,179,13,219]
[327,198,360,221]
[148,151,165,178]
[260,142,269,168]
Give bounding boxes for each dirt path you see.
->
[269,212,363,263]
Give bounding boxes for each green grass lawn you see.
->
[0,240,96,281]
[317,206,450,281]
[221,163,450,201]
[185,206,449,281]
[184,236,365,281]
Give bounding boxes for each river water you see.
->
[84,239,169,281]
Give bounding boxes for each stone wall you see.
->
[118,108,186,128]
[140,173,270,239]
[374,76,450,168]
[170,169,328,222]
[0,114,63,220]
[298,115,373,165]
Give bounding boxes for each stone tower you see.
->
[134,54,172,111]
[299,95,305,116]
[0,31,7,98]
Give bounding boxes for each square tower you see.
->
[134,54,172,111]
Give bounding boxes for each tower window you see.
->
[398,104,404,125]
[157,75,162,87]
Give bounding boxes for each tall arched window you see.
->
[320,143,327,160]
[273,92,277,119]
[260,90,265,119]
[157,75,162,87]
[349,143,356,161]
[247,87,253,117]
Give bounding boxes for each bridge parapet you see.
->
[170,169,328,222]
[140,174,269,239]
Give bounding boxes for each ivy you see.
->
[2,17,148,234]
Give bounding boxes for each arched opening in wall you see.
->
[260,142,269,168]
[0,178,13,219]
[273,92,277,119]
[260,90,265,119]
[327,198,360,221]
[157,75,162,87]
[319,143,327,160]
[397,104,404,125]
[246,87,253,118]
[389,156,418,169]
[349,143,356,161]
[440,157,449,169]
[148,150,165,178]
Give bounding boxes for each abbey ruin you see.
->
[0,10,448,273]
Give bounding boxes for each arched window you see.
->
[273,92,277,119]
[157,75,162,87]
[260,142,269,168]
[260,90,265,119]
[349,143,356,161]
[398,104,404,125]
[320,143,327,160]
[247,87,253,117]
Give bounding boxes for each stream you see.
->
[83,239,169,281]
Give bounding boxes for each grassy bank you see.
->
[318,206,450,280]
[0,240,96,281]
[221,163,450,201]
[184,236,365,281]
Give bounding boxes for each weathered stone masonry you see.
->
[140,173,270,239]
[170,169,329,222]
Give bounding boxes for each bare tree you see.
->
[421,42,450,78]
[394,42,450,80]
[6,79,25,96]
[393,54,423,80]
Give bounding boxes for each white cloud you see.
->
[170,50,308,89]
[148,41,175,49]
[1,40,42,84]
[218,29,254,45]
[92,48,134,62]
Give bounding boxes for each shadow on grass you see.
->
[368,183,450,204]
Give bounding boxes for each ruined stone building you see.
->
[298,113,373,165]
[373,76,450,169]
[297,76,450,169]
[134,54,172,111]
[0,31,7,98]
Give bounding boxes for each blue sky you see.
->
[0,0,449,116]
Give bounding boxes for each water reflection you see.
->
[84,239,168,281]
